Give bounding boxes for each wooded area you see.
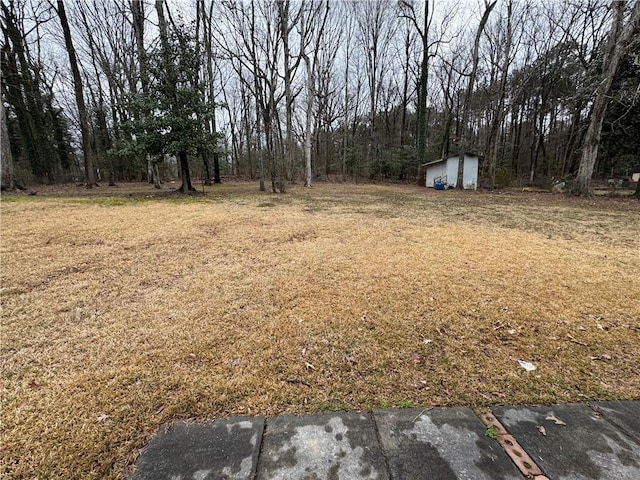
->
[1,0,639,194]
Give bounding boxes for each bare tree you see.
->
[341,6,355,182]
[199,0,221,184]
[130,0,162,188]
[1,76,14,190]
[55,0,96,187]
[300,0,331,187]
[456,0,497,189]
[216,1,285,191]
[399,0,429,163]
[574,0,640,195]
[355,0,397,179]
[485,0,517,187]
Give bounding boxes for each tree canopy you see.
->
[2,0,639,194]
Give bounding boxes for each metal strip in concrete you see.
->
[478,409,546,478]
[133,416,265,480]
[493,403,640,480]
[256,412,390,480]
[374,407,522,480]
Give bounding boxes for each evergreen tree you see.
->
[119,14,218,193]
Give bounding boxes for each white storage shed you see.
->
[424,154,480,190]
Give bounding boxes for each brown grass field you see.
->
[1,182,639,479]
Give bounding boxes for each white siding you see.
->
[462,155,479,190]
[446,157,459,188]
[425,162,447,187]
[425,155,478,189]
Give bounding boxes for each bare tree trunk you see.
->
[241,73,253,179]
[256,96,265,192]
[574,0,640,195]
[1,78,14,191]
[416,1,429,163]
[131,0,161,189]
[200,0,221,184]
[56,0,96,188]
[277,0,296,183]
[340,6,355,183]
[342,27,350,182]
[304,53,313,187]
[399,24,412,148]
[299,1,330,187]
[178,151,194,193]
[488,0,513,188]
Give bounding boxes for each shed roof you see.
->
[422,158,447,167]
[422,152,482,167]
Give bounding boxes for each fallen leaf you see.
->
[536,425,546,436]
[545,414,566,426]
[155,405,165,415]
[590,354,612,361]
[96,414,110,423]
[28,380,43,390]
[305,362,316,370]
[517,360,537,371]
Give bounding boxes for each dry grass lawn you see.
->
[1,182,639,479]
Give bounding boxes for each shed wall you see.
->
[425,163,447,187]
[425,155,478,189]
[462,156,479,190]
[446,157,459,188]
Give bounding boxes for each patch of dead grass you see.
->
[1,183,639,478]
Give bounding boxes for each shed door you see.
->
[462,156,478,190]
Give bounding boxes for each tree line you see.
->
[1,0,639,195]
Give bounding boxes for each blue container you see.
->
[434,181,445,190]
